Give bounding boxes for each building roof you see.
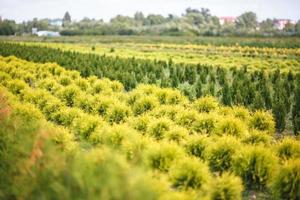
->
[219,16,236,20]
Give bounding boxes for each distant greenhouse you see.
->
[37,31,60,37]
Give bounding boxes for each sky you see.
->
[1,0,300,22]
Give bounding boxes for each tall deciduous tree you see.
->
[260,19,276,34]
[235,12,258,33]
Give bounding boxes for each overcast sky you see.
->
[1,0,299,22]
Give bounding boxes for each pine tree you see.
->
[221,80,232,106]
[292,75,300,135]
[171,75,179,87]
[62,12,71,27]
[209,71,216,83]
[189,67,197,84]
[200,72,207,84]
[272,81,287,133]
[195,79,202,98]
[273,97,286,133]
[208,83,215,96]
[253,92,265,110]
[260,82,272,109]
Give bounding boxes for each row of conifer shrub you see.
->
[0,56,299,199]
[0,42,300,134]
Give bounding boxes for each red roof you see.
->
[219,16,236,20]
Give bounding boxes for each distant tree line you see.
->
[1,9,300,36]
[0,42,299,134]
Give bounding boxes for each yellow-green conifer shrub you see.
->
[34,91,59,111]
[207,136,241,172]
[22,73,35,86]
[58,75,72,86]
[269,159,300,200]
[175,109,199,130]
[37,78,61,93]
[109,80,124,92]
[86,75,98,84]
[150,105,186,121]
[135,84,158,95]
[211,173,243,200]
[155,89,169,105]
[231,106,250,121]
[92,95,113,116]
[105,102,131,124]
[144,142,184,172]
[129,114,155,134]
[68,148,166,200]
[127,90,142,105]
[0,71,11,84]
[133,96,159,116]
[193,96,219,113]
[193,113,217,135]
[185,135,211,161]
[159,190,198,200]
[74,94,95,113]
[275,137,300,161]
[100,78,119,90]
[128,173,170,200]
[242,130,272,146]
[122,136,153,164]
[21,88,44,106]
[214,117,246,137]
[155,89,187,105]
[71,113,101,138]
[6,79,27,95]
[52,107,82,127]
[147,118,173,140]
[217,106,233,116]
[91,79,113,94]
[233,146,278,189]
[56,84,81,107]
[42,98,65,122]
[74,78,90,91]
[8,68,24,79]
[249,110,275,135]
[90,124,139,149]
[89,125,108,145]
[165,126,189,144]
[10,102,44,131]
[127,85,158,106]
[169,157,211,193]
[49,126,78,153]
[46,63,65,76]
[66,70,80,80]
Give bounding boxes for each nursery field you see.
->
[1,56,300,200]
[0,36,300,200]
[2,35,300,48]
[1,38,300,72]
[0,38,299,134]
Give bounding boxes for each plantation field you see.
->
[2,39,300,72]
[2,35,300,48]
[1,56,300,200]
[0,40,299,134]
